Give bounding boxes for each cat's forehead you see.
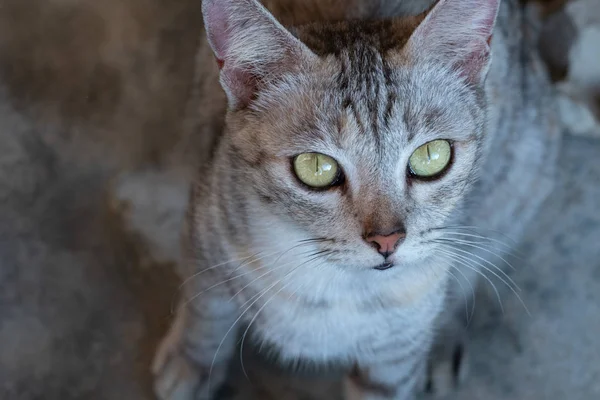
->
[288,59,478,155]
[293,17,424,57]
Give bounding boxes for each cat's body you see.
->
[153,0,559,399]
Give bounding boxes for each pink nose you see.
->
[366,232,405,256]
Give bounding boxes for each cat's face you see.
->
[203,0,498,275]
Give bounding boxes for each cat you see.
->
[152,0,559,399]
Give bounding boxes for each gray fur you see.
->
[153,1,559,400]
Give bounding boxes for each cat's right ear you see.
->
[405,0,500,86]
[202,0,316,110]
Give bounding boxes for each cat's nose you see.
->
[365,231,406,257]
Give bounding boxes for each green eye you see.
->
[293,152,340,188]
[408,140,452,178]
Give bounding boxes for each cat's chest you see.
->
[244,291,440,363]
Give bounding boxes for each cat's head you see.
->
[202,0,499,278]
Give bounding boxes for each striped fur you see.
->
[153,0,559,399]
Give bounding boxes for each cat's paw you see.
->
[421,336,469,398]
[153,349,212,400]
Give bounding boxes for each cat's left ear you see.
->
[406,0,500,86]
[202,0,317,110]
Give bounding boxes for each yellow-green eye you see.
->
[408,140,452,178]
[293,152,340,188]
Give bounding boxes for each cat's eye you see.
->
[408,140,452,178]
[293,152,341,188]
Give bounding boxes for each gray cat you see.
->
[152,0,559,399]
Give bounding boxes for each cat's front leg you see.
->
[152,294,238,400]
[344,351,427,400]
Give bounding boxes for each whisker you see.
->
[437,246,530,316]
[435,232,522,258]
[207,279,280,394]
[228,241,327,277]
[181,245,318,308]
[234,250,332,310]
[434,225,519,246]
[435,248,505,314]
[297,237,333,244]
[227,247,316,281]
[449,264,476,325]
[181,256,273,307]
[175,243,314,313]
[434,242,521,291]
[231,241,323,276]
[229,249,331,303]
[171,252,263,314]
[182,255,296,308]
[180,238,325,293]
[434,237,520,269]
[429,262,471,323]
[179,253,258,286]
[228,252,283,276]
[444,266,475,325]
[239,276,295,382]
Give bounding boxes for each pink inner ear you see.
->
[221,65,260,108]
[204,0,231,61]
[455,43,491,84]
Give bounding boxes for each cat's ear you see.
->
[202,0,316,110]
[406,0,500,86]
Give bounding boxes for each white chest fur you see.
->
[239,274,445,365]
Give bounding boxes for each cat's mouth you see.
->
[373,262,394,271]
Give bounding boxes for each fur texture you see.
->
[153,0,559,400]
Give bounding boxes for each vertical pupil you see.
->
[314,155,319,174]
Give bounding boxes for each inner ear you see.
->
[221,67,260,105]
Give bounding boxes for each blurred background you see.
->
[0,0,599,399]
